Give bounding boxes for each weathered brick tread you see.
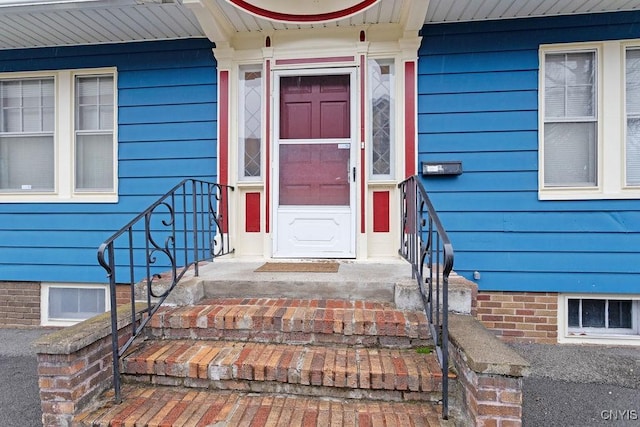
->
[73,385,448,427]
[123,340,445,398]
[148,298,430,346]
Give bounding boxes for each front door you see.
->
[274,71,356,258]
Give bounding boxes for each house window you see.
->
[539,41,640,200]
[559,295,640,344]
[368,59,394,180]
[75,75,114,191]
[0,68,117,202]
[543,51,597,187]
[0,78,55,191]
[41,283,109,326]
[626,48,640,186]
[238,66,262,181]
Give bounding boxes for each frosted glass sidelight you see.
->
[368,59,394,178]
[239,68,262,179]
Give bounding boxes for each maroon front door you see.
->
[274,73,355,257]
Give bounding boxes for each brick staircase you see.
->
[72,297,455,426]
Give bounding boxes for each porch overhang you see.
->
[182,0,430,49]
[1,0,639,51]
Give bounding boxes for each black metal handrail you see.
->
[97,179,234,402]
[398,175,454,420]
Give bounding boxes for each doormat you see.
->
[254,262,340,273]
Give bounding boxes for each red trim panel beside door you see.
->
[219,70,230,232]
[373,191,390,232]
[404,61,416,178]
[246,192,261,232]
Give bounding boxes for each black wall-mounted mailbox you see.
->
[421,161,463,176]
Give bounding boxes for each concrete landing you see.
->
[199,258,411,303]
[144,257,476,315]
[155,258,411,306]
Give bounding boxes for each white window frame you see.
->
[558,294,640,345]
[40,283,110,327]
[539,40,640,200]
[0,68,117,203]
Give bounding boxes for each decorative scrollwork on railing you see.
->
[97,179,234,404]
[145,201,178,299]
[208,182,230,258]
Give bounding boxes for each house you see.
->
[1,0,639,345]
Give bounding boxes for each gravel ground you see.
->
[0,328,51,427]
[509,343,640,427]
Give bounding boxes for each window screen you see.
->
[544,52,597,187]
[0,78,55,191]
[75,75,114,191]
[626,49,640,186]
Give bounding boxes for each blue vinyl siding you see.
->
[0,38,218,283]
[418,11,640,294]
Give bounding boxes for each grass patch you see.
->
[415,346,433,354]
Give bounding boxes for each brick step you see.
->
[73,384,450,427]
[149,298,431,347]
[122,339,449,402]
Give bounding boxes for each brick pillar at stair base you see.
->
[0,281,40,327]
[476,291,558,344]
[453,362,524,427]
[448,313,528,426]
[34,308,137,426]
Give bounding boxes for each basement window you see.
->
[559,295,640,344]
[41,283,109,326]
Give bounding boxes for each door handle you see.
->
[352,167,356,182]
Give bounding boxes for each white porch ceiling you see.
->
[0,0,639,50]
[425,0,640,23]
[0,0,204,49]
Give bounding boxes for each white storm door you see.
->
[273,70,357,258]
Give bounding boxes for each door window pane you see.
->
[279,143,350,206]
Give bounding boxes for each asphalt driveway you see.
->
[510,342,640,426]
[0,328,50,427]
